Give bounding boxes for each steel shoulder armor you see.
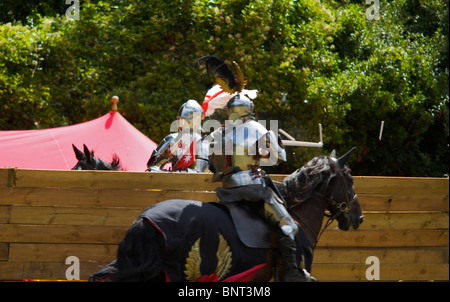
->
[209,119,286,187]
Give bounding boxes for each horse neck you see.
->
[288,195,328,247]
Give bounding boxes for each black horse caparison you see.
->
[90,148,363,282]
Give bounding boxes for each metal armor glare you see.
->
[223,119,285,167]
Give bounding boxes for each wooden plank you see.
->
[353,176,449,195]
[10,243,446,266]
[0,187,219,208]
[341,212,449,230]
[5,169,449,207]
[0,261,106,281]
[376,212,448,230]
[0,168,13,187]
[11,205,445,230]
[13,169,219,191]
[9,243,117,263]
[10,206,141,226]
[358,193,449,212]
[312,263,449,281]
[0,168,17,187]
[316,229,449,247]
[0,205,9,223]
[314,247,449,264]
[0,224,128,244]
[271,175,449,196]
[1,187,447,212]
[0,187,99,207]
[6,169,450,196]
[0,243,8,261]
[0,224,447,247]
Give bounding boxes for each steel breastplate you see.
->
[149,131,209,172]
[209,119,286,184]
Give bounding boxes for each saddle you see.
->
[213,186,315,275]
[212,185,274,249]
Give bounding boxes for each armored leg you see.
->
[263,193,314,282]
[263,194,298,239]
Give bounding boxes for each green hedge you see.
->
[0,0,448,176]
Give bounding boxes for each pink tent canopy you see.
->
[0,111,157,171]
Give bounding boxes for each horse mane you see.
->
[277,156,338,208]
[91,151,122,171]
[110,154,121,170]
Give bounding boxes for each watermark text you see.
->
[366,0,380,21]
[365,256,380,280]
[66,0,80,21]
[65,256,80,280]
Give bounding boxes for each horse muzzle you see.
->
[338,212,364,231]
[349,212,364,230]
[351,214,364,230]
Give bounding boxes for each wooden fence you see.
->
[0,168,448,281]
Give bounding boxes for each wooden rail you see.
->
[0,168,448,281]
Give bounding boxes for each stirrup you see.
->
[283,268,318,282]
[302,269,318,282]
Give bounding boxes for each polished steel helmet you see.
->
[177,99,203,131]
[178,99,203,119]
[226,94,254,121]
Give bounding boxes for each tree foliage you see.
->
[0,0,448,176]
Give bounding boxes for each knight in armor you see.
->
[208,94,314,282]
[146,99,209,173]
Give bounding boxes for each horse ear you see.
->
[330,149,337,158]
[72,144,86,161]
[83,144,94,163]
[337,147,356,167]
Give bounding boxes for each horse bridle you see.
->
[289,174,358,248]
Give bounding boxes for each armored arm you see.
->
[146,133,178,170]
[193,136,210,172]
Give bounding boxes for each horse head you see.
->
[71,144,122,171]
[281,148,363,245]
[326,147,364,231]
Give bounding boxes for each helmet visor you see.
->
[227,105,254,121]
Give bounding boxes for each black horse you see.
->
[90,148,363,282]
[71,144,122,171]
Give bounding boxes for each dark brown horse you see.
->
[90,148,363,282]
[71,144,122,171]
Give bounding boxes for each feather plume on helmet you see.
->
[196,56,257,118]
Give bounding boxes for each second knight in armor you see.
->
[146,99,209,173]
